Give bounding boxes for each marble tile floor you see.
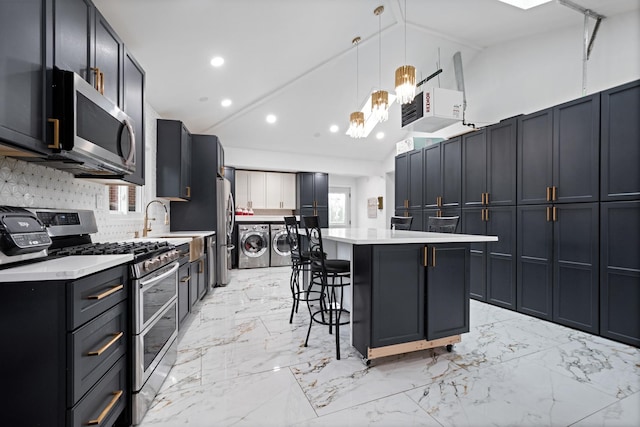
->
[140,267,640,427]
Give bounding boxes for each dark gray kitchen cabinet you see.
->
[517,203,599,333]
[518,94,600,205]
[121,48,145,185]
[463,119,517,207]
[0,264,129,427]
[426,243,470,340]
[423,143,441,208]
[0,0,51,156]
[54,0,93,82]
[422,137,461,209]
[395,152,409,209]
[297,172,328,227]
[352,242,469,356]
[171,134,220,231]
[395,149,423,210]
[196,257,207,300]
[157,119,191,201]
[189,259,200,307]
[370,245,425,348]
[462,206,516,309]
[600,201,640,347]
[601,80,640,201]
[93,9,123,107]
[217,139,225,177]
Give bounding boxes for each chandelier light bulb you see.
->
[348,111,365,138]
[371,90,389,123]
[395,65,416,104]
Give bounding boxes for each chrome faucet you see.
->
[143,199,169,237]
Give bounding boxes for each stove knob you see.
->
[161,253,170,262]
[143,260,153,272]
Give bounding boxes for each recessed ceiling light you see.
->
[266,114,277,124]
[221,99,232,107]
[210,56,224,67]
[376,132,385,139]
[496,0,552,10]
[329,125,339,133]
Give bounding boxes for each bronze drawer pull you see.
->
[552,186,557,201]
[423,246,428,267]
[546,206,551,222]
[432,247,436,267]
[553,206,558,222]
[546,186,551,202]
[87,332,124,356]
[86,390,123,425]
[47,118,60,149]
[180,275,191,283]
[87,284,123,300]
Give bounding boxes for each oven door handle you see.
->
[139,262,179,288]
[121,118,136,166]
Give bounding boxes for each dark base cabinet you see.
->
[463,206,516,309]
[0,265,129,426]
[178,261,190,326]
[600,201,640,347]
[517,203,599,333]
[353,243,470,357]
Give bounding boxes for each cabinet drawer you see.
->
[69,356,127,427]
[69,302,127,405]
[68,265,128,330]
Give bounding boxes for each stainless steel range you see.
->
[28,208,180,425]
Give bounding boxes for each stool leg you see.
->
[289,262,299,324]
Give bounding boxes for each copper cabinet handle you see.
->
[437,196,442,207]
[199,259,204,273]
[432,247,436,267]
[47,118,60,149]
[552,186,557,201]
[485,192,489,205]
[481,193,485,205]
[546,206,551,222]
[180,275,191,283]
[546,187,551,202]
[423,246,428,267]
[87,284,124,300]
[553,206,557,221]
[485,208,489,222]
[186,186,191,198]
[481,209,485,221]
[99,71,105,95]
[88,332,124,356]
[86,390,123,425]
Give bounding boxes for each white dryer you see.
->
[269,224,291,267]
[238,224,270,269]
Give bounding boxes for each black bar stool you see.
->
[302,215,350,360]
[390,215,413,230]
[426,216,460,233]
[284,216,322,324]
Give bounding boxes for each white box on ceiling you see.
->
[401,87,463,133]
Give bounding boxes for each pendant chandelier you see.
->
[371,5,389,123]
[348,36,365,139]
[395,0,416,104]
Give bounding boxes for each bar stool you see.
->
[302,215,350,360]
[390,215,413,230]
[426,216,460,233]
[284,216,322,324]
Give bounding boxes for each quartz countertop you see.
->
[0,255,133,282]
[145,231,215,239]
[235,215,298,223]
[321,228,499,245]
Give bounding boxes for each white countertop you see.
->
[0,255,133,282]
[124,237,193,246]
[145,231,215,239]
[235,215,298,222]
[321,228,498,245]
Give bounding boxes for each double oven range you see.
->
[3,207,180,425]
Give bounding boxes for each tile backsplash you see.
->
[0,102,170,242]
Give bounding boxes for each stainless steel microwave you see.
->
[49,70,136,177]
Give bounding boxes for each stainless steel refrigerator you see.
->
[216,177,235,285]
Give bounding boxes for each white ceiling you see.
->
[92,0,639,163]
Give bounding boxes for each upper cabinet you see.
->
[265,172,296,210]
[462,118,517,208]
[395,149,423,210]
[297,172,329,227]
[0,0,51,156]
[54,0,123,107]
[121,48,145,185]
[157,119,191,201]
[422,138,461,211]
[518,94,600,205]
[600,80,640,202]
[235,170,265,209]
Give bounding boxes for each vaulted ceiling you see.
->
[93,0,640,162]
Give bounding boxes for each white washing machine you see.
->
[270,224,291,267]
[238,224,270,269]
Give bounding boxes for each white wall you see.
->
[355,175,387,229]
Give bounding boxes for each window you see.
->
[109,184,139,213]
[329,187,350,227]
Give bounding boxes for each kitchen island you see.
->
[320,228,497,363]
